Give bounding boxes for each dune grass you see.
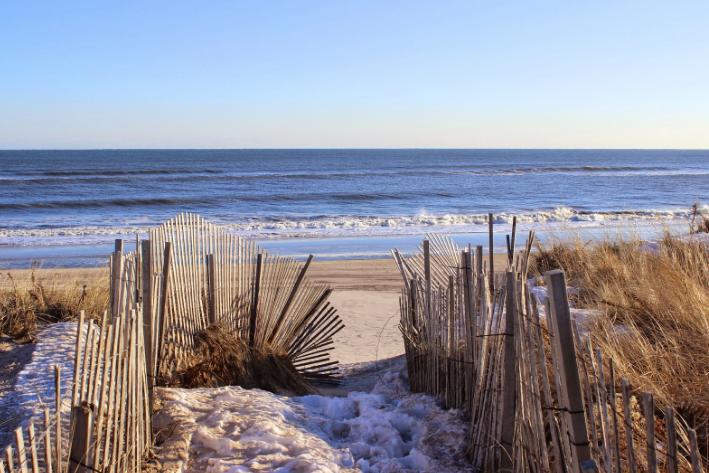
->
[174,324,315,395]
[531,234,709,444]
[0,270,108,340]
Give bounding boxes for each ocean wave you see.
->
[0,197,217,210]
[3,165,706,186]
[0,207,695,244]
[34,168,224,177]
[0,190,454,210]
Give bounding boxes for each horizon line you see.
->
[2,146,709,152]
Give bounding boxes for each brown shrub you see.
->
[0,270,109,340]
[174,324,315,395]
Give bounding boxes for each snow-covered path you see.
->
[154,357,473,473]
[0,322,80,447]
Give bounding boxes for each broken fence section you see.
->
[130,212,344,384]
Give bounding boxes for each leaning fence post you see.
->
[688,428,703,473]
[545,269,597,473]
[249,253,263,348]
[68,403,94,473]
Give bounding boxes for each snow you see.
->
[526,278,600,330]
[0,321,84,451]
[154,357,473,473]
[6,322,82,423]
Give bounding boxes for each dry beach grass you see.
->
[0,269,109,340]
[531,233,709,452]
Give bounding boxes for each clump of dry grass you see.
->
[174,324,315,395]
[0,270,108,340]
[531,234,709,436]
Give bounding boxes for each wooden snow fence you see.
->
[394,225,706,472]
[0,252,151,473]
[0,212,345,473]
[127,212,344,384]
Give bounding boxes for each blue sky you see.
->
[1,1,708,149]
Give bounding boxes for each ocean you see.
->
[1,149,707,267]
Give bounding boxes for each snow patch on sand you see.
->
[155,359,472,472]
[12,322,81,420]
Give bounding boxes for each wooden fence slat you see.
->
[14,428,27,473]
[42,409,53,473]
[54,365,62,473]
[27,424,38,473]
[5,446,14,473]
[621,379,637,473]
[642,393,657,473]
[688,428,703,473]
[665,406,677,473]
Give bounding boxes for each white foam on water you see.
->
[0,206,696,246]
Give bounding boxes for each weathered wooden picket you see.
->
[394,221,706,473]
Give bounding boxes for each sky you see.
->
[1,1,708,149]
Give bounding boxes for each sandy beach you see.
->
[1,255,510,364]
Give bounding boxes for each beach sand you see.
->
[1,255,509,364]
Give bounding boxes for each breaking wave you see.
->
[0,207,694,244]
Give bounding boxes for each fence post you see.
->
[499,271,518,472]
[140,239,154,402]
[156,241,172,370]
[111,239,124,318]
[423,240,431,318]
[488,213,495,295]
[545,269,597,473]
[249,253,263,348]
[68,403,94,473]
[206,254,217,325]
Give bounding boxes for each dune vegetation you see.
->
[531,233,709,451]
[0,269,108,341]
